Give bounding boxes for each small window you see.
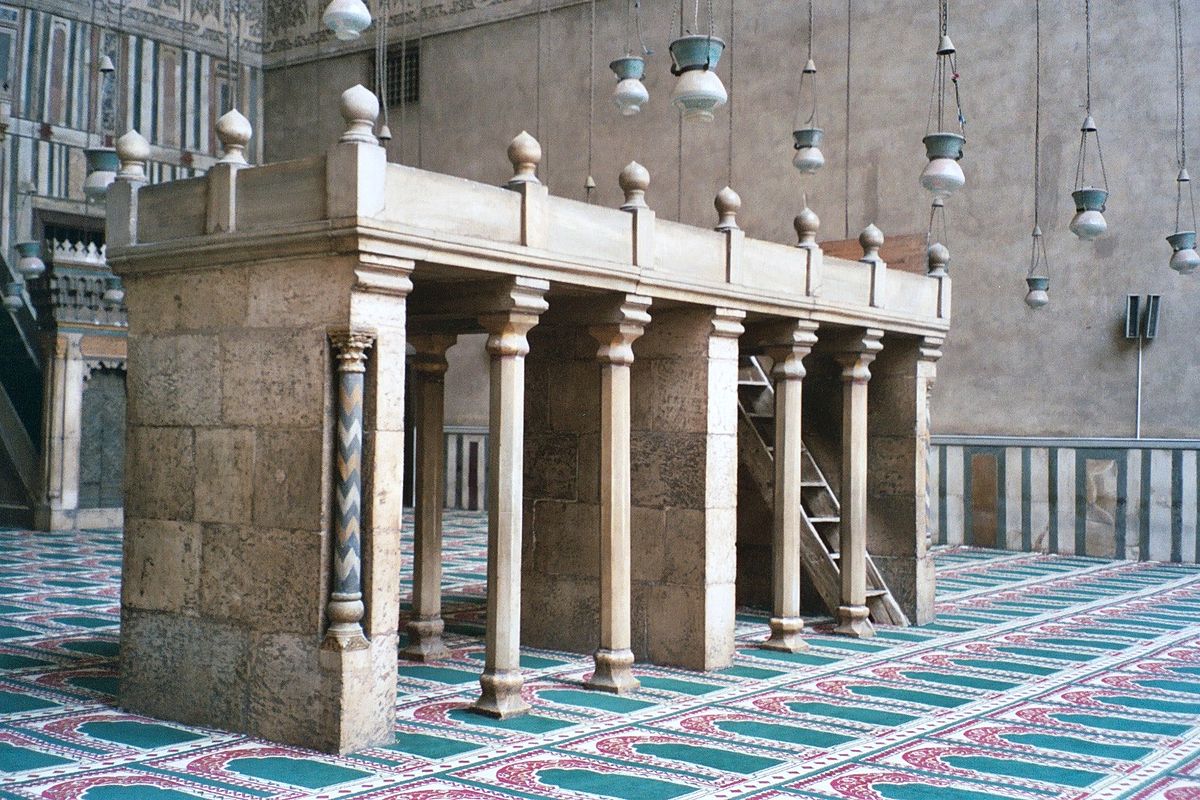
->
[374,42,419,107]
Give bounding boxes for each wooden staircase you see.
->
[737,355,908,626]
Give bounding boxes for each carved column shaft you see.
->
[585,296,651,694]
[324,328,375,651]
[470,279,549,719]
[834,328,883,639]
[760,320,818,652]
[403,334,457,662]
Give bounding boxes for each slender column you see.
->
[585,296,651,694]
[760,320,819,652]
[402,334,457,662]
[323,328,375,652]
[34,333,84,531]
[470,279,548,719]
[833,328,883,638]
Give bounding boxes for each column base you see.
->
[834,605,875,638]
[469,669,530,719]
[584,648,640,694]
[760,616,808,652]
[401,617,450,662]
[321,623,370,652]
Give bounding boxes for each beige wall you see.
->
[265,0,1200,438]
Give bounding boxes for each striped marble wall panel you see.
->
[932,437,1200,564]
[445,427,488,511]
[15,7,260,155]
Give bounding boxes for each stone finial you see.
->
[859,223,884,263]
[507,131,542,186]
[714,186,741,232]
[115,129,150,181]
[215,108,252,165]
[926,241,950,277]
[339,84,380,145]
[618,161,649,211]
[794,200,819,248]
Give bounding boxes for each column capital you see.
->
[710,307,746,339]
[758,319,819,381]
[589,295,652,365]
[918,334,945,363]
[477,277,550,358]
[832,328,884,382]
[408,333,458,376]
[328,327,376,372]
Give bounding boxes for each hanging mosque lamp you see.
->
[610,0,651,116]
[1068,0,1108,240]
[668,0,727,122]
[323,0,373,40]
[920,4,966,199]
[1167,0,1199,274]
[791,1,822,174]
[83,0,117,199]
[1025,0,1050,309]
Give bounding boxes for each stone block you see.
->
[630,506,666,583]
[125,426,195,520]
[363,515,403,638]
[520,574,597,653]
[547,360,600,433]
[120,611,250,730]
[524,433,578,500]
[704,433,738,511]
[121,519,201,613]
[661,508,706,587]
[704,506,738,585]
[194,428,255,524]
[125,269,249,336]
[199,524,324,632]
[527,500,599,578]
[246,632,323,746]
[630,431,706,509]
[126,334,221,426]
[365,428,406,538]
[221,328,327,428]
[253,428,325,530]
[247,259,354,329]
[638,358,708,432]
[575,432,601,505]
[368,324,409,433]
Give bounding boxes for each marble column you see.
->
[34,332,85,531]
[833,328,883,638]
[402,334,457,662]
[323,328,375,651]
[470,278,548,719]
[585,295,651,693]
[760,320,819,652]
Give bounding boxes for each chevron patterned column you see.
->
[324,327,376,651]
[761,319,820,653]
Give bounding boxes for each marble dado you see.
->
[931,437,1200,565]
[107,90,947,753]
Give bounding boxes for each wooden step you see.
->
[865,588,888,599]
[808,516,840,524]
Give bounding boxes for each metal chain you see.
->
[727,0,734,186]
[1176,0,1186,170]
[807,0,813,61]
[588,0,595,199]
[235,0,243,110]
[88,0,98,144]
[1084,0,1091,114]
[1033,0,1041,227]
[843,0,851,238]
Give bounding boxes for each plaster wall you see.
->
[263,0,1200,439]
